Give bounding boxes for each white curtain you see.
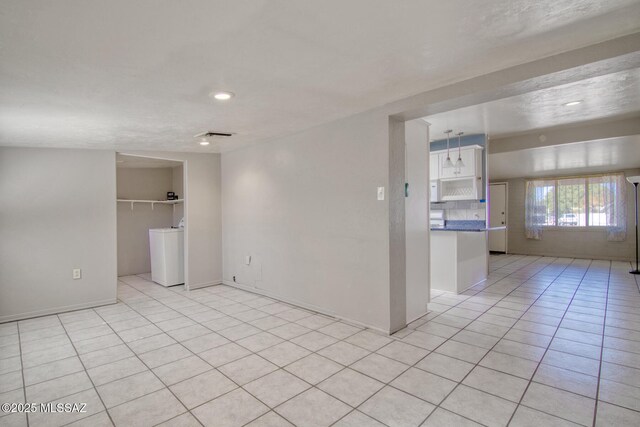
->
[525,179,553,240]
[589,173,626,241]
[525,174,627,241]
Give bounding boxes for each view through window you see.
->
[528,174,622,228]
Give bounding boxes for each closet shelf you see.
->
[117,199,184,210]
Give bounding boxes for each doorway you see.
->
[489,182,507,253]
[116,154,186,288]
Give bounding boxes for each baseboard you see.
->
[0,298,118,324]
[508,251,634,262]
[188,280,222,290]
[407,310,429,325]
[222,280,391,335]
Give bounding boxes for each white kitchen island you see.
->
[430,229,489,294]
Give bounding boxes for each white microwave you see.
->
[430,180,440,202]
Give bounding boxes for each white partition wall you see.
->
[404,120,430,323]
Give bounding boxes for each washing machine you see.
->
[149,228,184,286]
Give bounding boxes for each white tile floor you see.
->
[1,254,640,426]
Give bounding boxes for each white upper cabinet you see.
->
[429,145,484,201]
[439,147,482,179]
[429,152,440,181]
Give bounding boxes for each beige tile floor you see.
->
[1,255,640,426]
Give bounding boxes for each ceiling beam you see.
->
[489,116,640,154]
[389,32,640,122]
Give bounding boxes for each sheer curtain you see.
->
[525,179,554,240]
[588,173,626,241]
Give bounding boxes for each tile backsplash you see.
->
[431,200,486,221]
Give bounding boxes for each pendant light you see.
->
[443,130,454,168]
[455,132,465,171]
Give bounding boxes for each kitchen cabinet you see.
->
[440,176,483,201]
[439,146,482,179]
[429,152,440,180]
[430,230,488,293]
[429,145,484,201]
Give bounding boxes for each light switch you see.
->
[245,255,251,266]
[377,186,385,201]
[72,269,82,280]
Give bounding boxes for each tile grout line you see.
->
[56,313,117,427]
[145,282,429,426]
[114,281,367,427]
[418,257,579,426]
[119,275,487,426]
[15,322,30,427]
[343,256,572,426]
[89,305,203,427]
[591,260,613,427]
[505,258,595,426]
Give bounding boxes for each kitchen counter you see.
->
[431,226,506,232]
[430,228,488,294]
[430,220,505,232]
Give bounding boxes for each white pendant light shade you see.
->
[444,157,454,168]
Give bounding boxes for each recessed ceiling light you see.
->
[199,138,210,146]
[212,91,234,101]
[564,100,582,106]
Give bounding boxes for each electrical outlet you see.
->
[245,255,251,266]
[72,269,82,280]
[377,186,385,201]
[233,276,236,282]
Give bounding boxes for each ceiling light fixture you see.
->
[455,132,465,171]
[199,138,210,146]
[212,91,234,101]
[443,130,454,169]
[564,100,582,106]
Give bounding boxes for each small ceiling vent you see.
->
[194,131,234,138]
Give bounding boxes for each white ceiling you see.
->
[116,153,182,169]
[489,135,640,180]
[425,68,640,140]
[1,1,639,152]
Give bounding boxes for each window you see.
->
[525,173,626,241]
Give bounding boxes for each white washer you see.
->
[149,228,184,286]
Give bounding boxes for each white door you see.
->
[489,183,507,252]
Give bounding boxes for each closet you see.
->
[116,154,184,279]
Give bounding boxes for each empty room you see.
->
[1,1,640,426]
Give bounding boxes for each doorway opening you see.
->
[489,182,508,253]
[116,153,186,289]
[391,50,639,332]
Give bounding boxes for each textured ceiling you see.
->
[489,135,640,179]
[1,1,640,152]
[425,68,640,140]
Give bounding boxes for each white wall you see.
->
[0,147,117,322]
[172,164,184,227]
[116,167,175,276]
[118,152,222,290]
[501,168,639,261]
[404,120,430,323]
[222,110,394,332]
[220,38,637,332]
